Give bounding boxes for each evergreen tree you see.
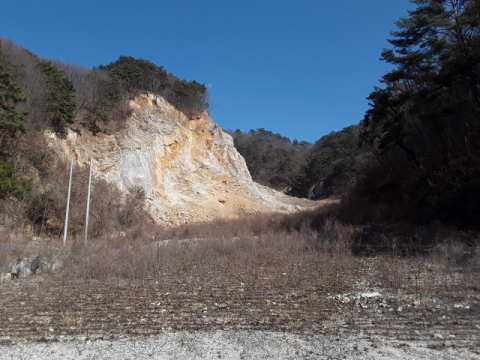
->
[172,79,192,107]
[358,0,480,225]
[362,0,480,160]
[99,55,169,93]
[0,159,31,202]
[98,55,209,118]
[0,56,28,150]
[39,60,76,137]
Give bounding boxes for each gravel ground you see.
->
[1,330,478,360]
[1,239,479,359]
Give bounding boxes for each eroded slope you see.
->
[45,93,318,226]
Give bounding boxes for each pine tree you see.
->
[358,0,480,224]
[362,0,480,159]
[0,60,28,147]
[0,159,31,201]
[38,60,76,137]
[99,55,169,92]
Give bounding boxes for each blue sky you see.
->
[0,0,415,143]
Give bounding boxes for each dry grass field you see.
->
[0,213,479,358]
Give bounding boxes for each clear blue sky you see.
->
[0,0,414,143]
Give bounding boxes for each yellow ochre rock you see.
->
[46,93,319,226]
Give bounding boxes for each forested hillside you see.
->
[227,128,311,190]
[0,37,210,236]
[349,0,480,227]
[235,0,480,229]
[229,126,362,199]
[0,38,210,141]
[289,125,363,199]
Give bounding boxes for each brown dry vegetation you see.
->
[1,210,479,351]
[1,149,149,239]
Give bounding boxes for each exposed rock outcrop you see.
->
[46,93,318,226]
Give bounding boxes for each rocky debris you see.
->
[454,303,472,310]
[329,292,455,312]
[31,237,52,242]
[2,330,479,360]
[0,256,62,283]
[0,255,479,354]
[329,292,388,309]
[1,258,34,282]
[328,289,480,328]
[0,272,10,283]
[45,93,320,226]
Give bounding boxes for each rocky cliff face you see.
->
[45,93,316,226]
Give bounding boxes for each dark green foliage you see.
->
[0,159,31,201]
[99,55,209,118]
[0,38,51,132]
[38,60,76,137]
[172,79,192,98]
[171,79,208,117]
[0,64,28,134]
[0,44,28,152]
[97,78,121,108]
[290,126,362,199]
[99,55,169,93]
[232,128,309,189]
[232,126,362,196]
[356,0,480,227]
[362,0,480,156]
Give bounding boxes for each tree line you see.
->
[229,126,361,198]
[228,128,310,190]
[234,0,480,228]
[0,38,210,144]
[352,0,480,227]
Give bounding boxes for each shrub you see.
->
[0,159,31,203]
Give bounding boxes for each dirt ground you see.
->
[0,246,479,359]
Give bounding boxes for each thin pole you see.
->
[63,159,73,247]
[84,158,92,245]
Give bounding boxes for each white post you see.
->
[84,158,93,245]
[63,159,73,247]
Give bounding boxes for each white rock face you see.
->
[46,93,317,226]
